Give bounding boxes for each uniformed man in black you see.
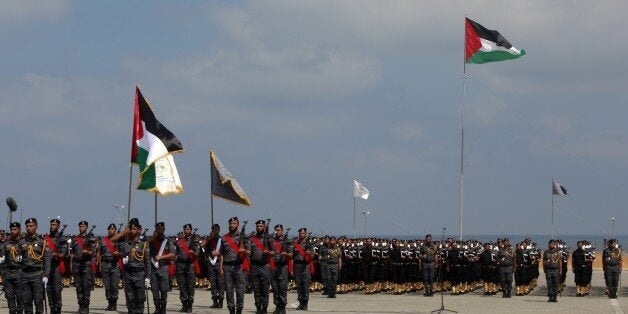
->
[98,223,122,311]
[70,220,95,314]
[175,223,199,312]
[220,217,249,314]
[201,223,225,308]
[479,242,498,295]
[543,239,561,302]
[293,228,314,310]
[325,236,342,298]
[1,222,24,314]
[572,240,593,297]
[603,239,622,299]
[149,222,175,313]
[419,234,437,296]
[117,219,151,313]
[45,218,67,314]
[249,220,275,314]
[270,224,292,314]
[20,218,52,314]
[497,238,515,298]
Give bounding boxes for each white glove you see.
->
[16,255,22,263]
[123,257,129,265]
[42,277,48,285]
[145,278,150,288]
[0,256,5,264]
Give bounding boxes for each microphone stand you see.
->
[431,227,457,314]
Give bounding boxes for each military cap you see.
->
[155,222,165,228]
[0,230,4,233]
[129,219,140,228]
[274,224,283,229]
[228,216,239,223]
[78,221,88,227]
[50,218,60,224]
[183,223,192,229]
[548,239,555,245]
[609,238,617,244]
[25,218,38,225]
[329,236,336,240]
[211,224,220,229]
[298,227,307,233]
[108,223,117,230]
[255,220,265,225]
[10,222,20,228]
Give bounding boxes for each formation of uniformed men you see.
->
[0,216,624,313]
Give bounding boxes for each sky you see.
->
[1,1,627,239]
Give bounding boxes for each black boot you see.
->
[211,298,219,308]
[111,299,117,312]
[506,289,512,298]
[229,307,236,314]
[301,301,308,311]
[296,301,304,310]
[105,299,112,311]
[179,301,188,312]
[218,298,224,308]
[186,301,193,313]
[236,307,244,314]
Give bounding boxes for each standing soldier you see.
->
[117,219,151,313]
[603,239,622,299]
[293,228,314,310]
[20,218,52,314]
[419,235,438,297]
[45,218,67,314]
[270,224,291,314]
[220,217,250,314]
[149,222,175,313]
[497,238,515,298]
[99,223,122,311]
[70,221,95,314]
[249,220,275,314]
[543,239,562,302]
[175,223,200,312]
[572,240,590,297]
[360,238,375,294]
[1,222,24,314]
[479,242,498,295]
[325,236,342,298]
[201,223,225,309]
[318,236,330,295]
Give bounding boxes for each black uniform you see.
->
[271,233,292,313]
[99,235,121,311]
[149,234,175,313]
[543,247,561,302]
[2,233,24,314]
[293,238,314,310]
[249,231,274,313]
[175,233,199,311]
[603,245,622,299]
[71,232,96,313]
[221,230,250,313]
[20,232,52,314]
[204,234,225,308]
[420,243,437,296]
[120,238,151,314]
[45,230,67,314]
[497,246,515,298]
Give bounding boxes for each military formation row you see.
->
[0,217,623,314]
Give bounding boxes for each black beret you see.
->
[155,222,165,228]
[183,223,192,229]
[211,224,220,229]
[255,220,265,225]
[10,222,20,228]
[548,239,555,245]
[50,218,60,224]
[329,236,336,240]
[108,223,117,230]
[78,221,88,227]
[298,228,307,233]
[129,218,139,226]
[274,224,283,229]
[228,217,239,223]
[425,234,432,238]
[609,239,617,244]
[25,218,37,225]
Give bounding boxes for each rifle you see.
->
[87,225,97,238]
[117,223,123,233]
[238,221,249,251]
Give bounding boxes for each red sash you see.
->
[177,238,201,275]
[151,238,175,276]
[274,241,292,272]
[224,234,250,272]
[294,242,315,274]
[104,237,123,270]
[75,236,96,272]
[45,236,66,275]
[251,236,274,271]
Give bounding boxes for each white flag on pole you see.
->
[353,180,370,200]
[552,179,568,197]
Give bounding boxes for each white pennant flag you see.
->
[552,179,568,197]
[353,180,370,200]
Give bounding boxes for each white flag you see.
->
[552,179,567,197]
[353,180,370,200]
[152,154,183,196]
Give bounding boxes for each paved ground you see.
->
[4,270,625,313]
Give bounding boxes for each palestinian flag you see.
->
[465,18,525,64]
[131,86,184,195]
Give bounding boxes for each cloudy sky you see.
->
[1,1,627,239]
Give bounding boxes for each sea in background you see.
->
[367,234,627,250]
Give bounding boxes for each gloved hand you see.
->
[16,255,22,263]
[145,278,150,288]
[0,256,5,264]
[123,257,129,265]
[42,277,48,285]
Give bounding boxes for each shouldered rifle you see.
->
[238,221,248,250]
[117,223,123,233]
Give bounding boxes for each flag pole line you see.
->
[353,196,356,239]
[551,194,554,239]
[459,16,467,242]
[126,163,132,242]
[154,193,158,226]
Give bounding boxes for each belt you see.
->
[5,265,22,270]
[274,262,288,267]
[294,260,308,264]
[22,266,43,273]
[223,260,241,266]
[177,260,194,264]
[251,260,269,266]
[125,266,145,273]
[327,262,338,265]
[545,266,558,270]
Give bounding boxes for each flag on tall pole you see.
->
[465,17,526,64]
[210,150,251,206]
[131,86,184,195]
[552,179,568,196]
[353,180,370,200]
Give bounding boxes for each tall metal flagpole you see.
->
[551,193,554,239]
[211,195,214,227]
[353,196,356,239]
[154,193,158,226]
[127,163,133,224]
[459,16,467,242]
